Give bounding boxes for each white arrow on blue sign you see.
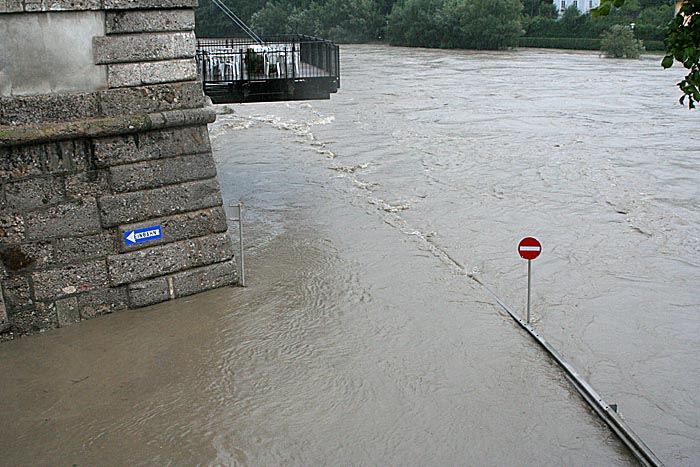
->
[124,225,163,245]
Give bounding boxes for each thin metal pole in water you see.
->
[238,202,246,287]
[229,201,246,287]
[527,259,532,324]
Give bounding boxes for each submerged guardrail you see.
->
[468,274,664,467]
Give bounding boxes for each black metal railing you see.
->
[196,35,340,85]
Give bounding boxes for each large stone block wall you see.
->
[0,0,238,339]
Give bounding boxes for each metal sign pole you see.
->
[518,237,541,324]
[527,259,532,324]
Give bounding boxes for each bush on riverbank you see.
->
[601,24,645,58]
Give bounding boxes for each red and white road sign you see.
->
[518,237,542,260]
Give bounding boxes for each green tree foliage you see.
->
[620,0,641,14]
[249,2,320,37]
[638,0,671,8]
[441,0,524,49]
[195,0,266,37]
[635,4,675,40]
[386,0,445,47]
[523,0,557,17]
[388,0,523,49]
[662,0,700,107]
[314,0,385,42]
[195,0,383,42]
[601,23,645,56]
[252,0,384,42]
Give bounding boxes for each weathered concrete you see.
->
[54,233,117,264]
[24,200,103,240]
[109,152,217,193]
[0,0,24,13]
[105,9,194,34]
[100,81,207,116]
[103,0,197,10]
[0,92,101,125]
[55,296,80,326]
[98,177,224,227]
[4,177,66,210]
[107,233,234,285]
[77,286,128,318]
[127,259,237,307]
[0,0,238,340]
[0,11,107,96]
[0,0,196,13]
[117,207,228,253]
[93,125,211,167]
[0,107,215,146]
[32,259,110,301]
[93,31,196,64]
[107,59,197,88]
[0,284,8,332]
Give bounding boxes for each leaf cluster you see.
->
[661,0,700,107]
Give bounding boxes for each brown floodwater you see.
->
[1,45,698,466]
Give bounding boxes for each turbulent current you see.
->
[1,45,698,466]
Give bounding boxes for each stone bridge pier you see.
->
[0,0,238,339]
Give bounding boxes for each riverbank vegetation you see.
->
[521,0,671,52]
[194,0,698,107]
[195,0,673,51]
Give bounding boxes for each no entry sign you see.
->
[518,237,542,261]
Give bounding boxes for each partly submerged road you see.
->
[0,109,635,464]
[2,45,698,466]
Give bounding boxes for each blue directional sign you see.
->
[124,225,163,245]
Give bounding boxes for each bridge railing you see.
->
[196,35,340,85]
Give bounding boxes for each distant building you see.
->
[555,0,601,15]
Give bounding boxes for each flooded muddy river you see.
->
[1,45,698,466]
